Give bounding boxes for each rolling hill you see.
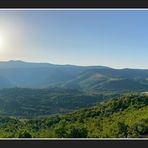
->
[0,88,116,117]
[0,60,148,92]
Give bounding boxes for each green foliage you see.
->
[68,126,88,138]
[18,130,32,138]
[0,93,147,138]
[0,88,113,117]
[54,120,69,138]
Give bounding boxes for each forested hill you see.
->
[0,60,148,92]
[0,94,147,138]
[0,88,117,117]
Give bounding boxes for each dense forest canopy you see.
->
[0,61,147,138]
[0,88,120,117]
[0,94,147,138]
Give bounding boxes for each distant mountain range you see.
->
[0,60,148,91]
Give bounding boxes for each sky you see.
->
[0,10,148,69]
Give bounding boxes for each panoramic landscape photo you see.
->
[0,9,147,138]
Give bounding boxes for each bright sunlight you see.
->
[0,33,5,51]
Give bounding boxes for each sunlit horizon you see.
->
[0,10,148,69]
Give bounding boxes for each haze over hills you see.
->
[0,60,84,88]
[0,60,148,91]
[0,61,147,137]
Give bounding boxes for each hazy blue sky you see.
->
[0,10,148,68]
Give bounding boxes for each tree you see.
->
[109,121,128,138]
[18,130,32,138]
[68,126,88,138]
[54,120,69,138]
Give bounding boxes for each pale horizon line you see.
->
[0,59,148,70]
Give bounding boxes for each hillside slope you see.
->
[0,94,147,138]
[0,88,115,117]
[62,69,148,91]
[0,60,148,91]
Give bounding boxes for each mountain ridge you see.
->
[1,60,148,70]
[0,60,148,91]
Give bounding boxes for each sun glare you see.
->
[0,33,4,52]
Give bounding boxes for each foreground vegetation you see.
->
[0,93,147,138]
